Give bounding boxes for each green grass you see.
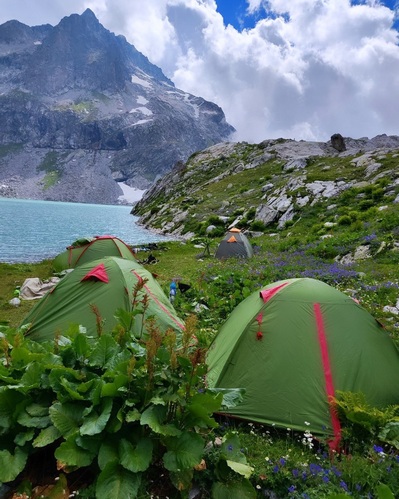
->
[0,260,53,327]
[1,231,399,497]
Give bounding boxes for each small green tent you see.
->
[207,278,399,450]
[22,256,184,342]
[215,228,253,259]
[53,235,137,272]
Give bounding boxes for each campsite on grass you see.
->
[1,231,399,498]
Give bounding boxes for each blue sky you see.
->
[1,0,399,142]
[216,0,398,30]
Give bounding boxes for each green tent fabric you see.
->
[215,228,253,259]
[207,278,399,449]
[22,256,184,342]
[53,235,137,272]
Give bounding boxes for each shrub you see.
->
[337,215,352,226]
[0,301,249,497]
[249,220,266,232]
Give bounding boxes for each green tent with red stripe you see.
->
[22,256,184,342]
[206,278,399,449]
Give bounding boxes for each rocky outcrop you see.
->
[132,134,399,237]
[0,10,234,204]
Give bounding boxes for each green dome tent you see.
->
[22,256,184,342]
[215,228,253,259]
[53,235,137,272]
[206,278,399,450]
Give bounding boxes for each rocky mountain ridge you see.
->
[132,133,399,243]
[0,9,233,204]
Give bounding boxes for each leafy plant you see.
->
[0,301,248,497]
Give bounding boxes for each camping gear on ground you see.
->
[206,277,399,450]
[22,256,185,342]
[19,277,60,300]
[215,228,253,259]
[53,235,136,272]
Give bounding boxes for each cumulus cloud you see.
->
[0,0,399,142]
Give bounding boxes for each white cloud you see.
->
[0,0,399,142]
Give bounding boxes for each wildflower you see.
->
[340,480,349,491]
[322,475,329,483]
[227,444,233,451]
[280,457,286,466]
[256,485,261,490]
[265,457,270,462]
[331,465,342,477]
[292,469,299,478]
[273,465,279,473]
[288,485,296,493]
[373,444,384,455]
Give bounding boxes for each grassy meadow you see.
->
[1,212,399,498]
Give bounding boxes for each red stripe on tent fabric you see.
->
[313,302,341,452]
[131,271,185,330]
[256,312,263,325]
[259,282,289,303]
[81,263,109,283]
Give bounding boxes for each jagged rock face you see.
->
[0,9,234,204]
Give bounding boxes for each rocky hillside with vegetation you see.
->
[133,133,399,261]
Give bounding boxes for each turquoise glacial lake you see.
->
[0,197,171,263]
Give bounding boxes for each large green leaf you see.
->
[379,422,399,449]
[80,398,113,436]
[55,437,96,467]
[220,433,247,464]
[59,377,86,401]
[20,362,45,389]
[89,335,119,368]
[226,461,254,479]
[163,432,204,472]
[49,402,86,437]
[98,440,119,471]
[208,388,245,410]
[33,425,61,448]
[10,346,40,365]
[0,447,28,483]
[169,469,193,492]
[212,479,256,499]
[119,437,153,473]
[0,390,25,429]
[140,405,181,436]
[48,368,83,397]
[17,401,50,428]
[14,429,35,446]
[101,375,129,397]
[113,308,133,331]
[72,333,90,360]
[186,392,222,428]
[96,463,141,499]
[125,409,141,423]
[75,435,102,455]
[376,484,396,499]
